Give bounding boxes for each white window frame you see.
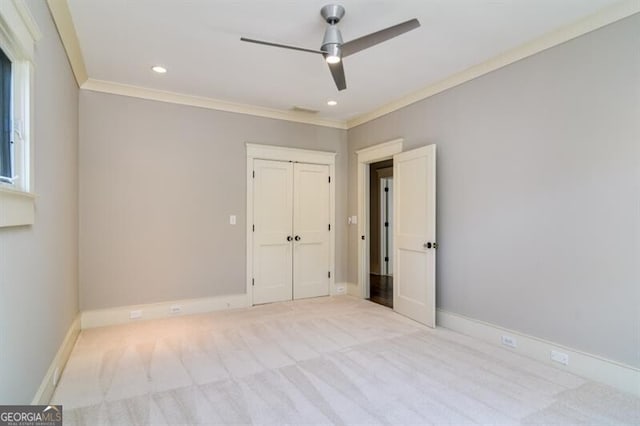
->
[0,1,40,227]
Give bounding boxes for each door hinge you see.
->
[384,221,389,227]
[252,224,255,232]
[384,187,389,192]
[252,278,255,286]
[328,224,331,231]
[384,256,389,262]
[252,170,255,178]
[328,271,331,278]
[328,176,331,183]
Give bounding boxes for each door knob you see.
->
[294,235,301,241]
[287,236,293,242]
[424,242,432,249]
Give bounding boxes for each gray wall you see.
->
[0,1,79,403]
[79,91,348,310]
[348,15,640,368]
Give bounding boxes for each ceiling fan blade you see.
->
[240,37,325,55]
[328,60,346,91]
[341,18,420,57]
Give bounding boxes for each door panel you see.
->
[393,145,436,326]
[293,163,330,299]
[253,159,293,304]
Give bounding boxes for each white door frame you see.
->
[355,138,403,299]
[246,143,336,306]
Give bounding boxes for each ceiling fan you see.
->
[240,4,420,91]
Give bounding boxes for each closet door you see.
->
[253,159,293,304]
[293,163,330,299]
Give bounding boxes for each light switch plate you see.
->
[229,215,236,225]
[351,216,358,224]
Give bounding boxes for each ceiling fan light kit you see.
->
[240,4,420,91]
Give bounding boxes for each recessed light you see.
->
[151,65,167,74]
[327,100,337,106]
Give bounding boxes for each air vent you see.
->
[291,106,319,114]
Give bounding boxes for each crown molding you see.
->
[46,0,87,86]
[48,0,639,130]
[12,0,42,42]
[81,79,349,129]
[346,0,640,128]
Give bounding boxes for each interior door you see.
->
[253,159,293,304]
[393,145,436,326]
[293,163,330,299]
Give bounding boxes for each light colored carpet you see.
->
[52,296,640,425]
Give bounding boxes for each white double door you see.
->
[253,159,330,304]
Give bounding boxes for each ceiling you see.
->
[66,0,619,123]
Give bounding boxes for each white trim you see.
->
[437,309,640,397]
[246,143,336,306]
[346,282,359,297]
[0,0,37,225]
[45,1,639,129]
[356,139,403,299]
[246,143,337,164]
[12,0,42,42]
[347,0,640,128]
[46,0,88,86]
[0,0,39,60]
[82,79,348,129]
[31,315,81,405]
[0,187,35,227]
[331,282,348,296]
[81,294,249,329]
[355,139,404,162]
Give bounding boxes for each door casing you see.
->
[355,138,403,299]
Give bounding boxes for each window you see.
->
[0,1,40,227]
[0,47,12,183]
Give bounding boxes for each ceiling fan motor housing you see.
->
[321,25,343,57]
[321,5,345,59]
[320,4,345,24]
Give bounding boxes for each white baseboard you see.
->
[331,282,349,296]
[31,315,81,405]
[437,309,640,397]
[81,293,249,329]
[346,282,359,297]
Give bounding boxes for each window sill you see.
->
[0,186,35,227]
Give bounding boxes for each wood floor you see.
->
[369,273,393,308]
[53,296,639,425]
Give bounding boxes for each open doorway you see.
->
[369,159,393,308]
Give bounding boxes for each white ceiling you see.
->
[67,0,618,122]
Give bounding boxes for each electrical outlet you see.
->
[129,310,142,320]
[170,305,182,315]
[501,335,517,348]
[53,367,60,386]
[551,350,569,365]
